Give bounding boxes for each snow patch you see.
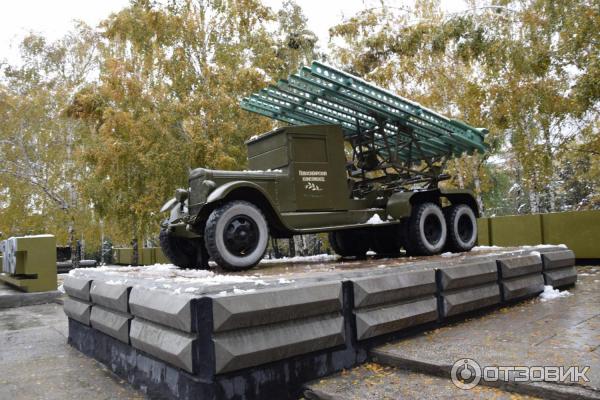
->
[529,251,541,258]
[471,245,503,251]
[366,214,385,224]
[232,287,256,294]
[277,278,294,284]
[441,252,456,257]
[366,250,376,256]
[539,285,572,302]
[259,254,339,264]
[57,284,65,294]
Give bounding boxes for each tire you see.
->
[405,202,447,256]
[328,230,370,258]
[159,227,202,269]
[445,204,477,252]
[204,201,269,270]
[370,225,403,255]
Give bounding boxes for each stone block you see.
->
[63,276,92,301]
[541,250,575,270]
[497,255,542,279]
[441,283,501,317]
[213,314,345,374]
[90,305,132,343]
[352,270,436,308]
[439,260,497,291]
[212,282,342,332]
[90,281,130,313]
[63,296,91,325]
[501,274,545,301]
[355,296,438,340]
[129,288,196,332]
[544,267,577,288]
[129,318,196,373]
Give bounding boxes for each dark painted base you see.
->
[68,319,364,400]
[575,258,600,266]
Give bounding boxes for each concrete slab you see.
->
[441,283,501,317]
[438,260,497,290]
[63,276,92,301]
[63,297,91,326]
[352,269,436,308]
[90,305,132,343]
[370,267,600,399]
[129,317,196,373]
[90,281,130,313]
[541,250,576,270]
[501,274,545,301]
[544,266,577,288]
[498,255,542,278]
[129,287,196,332]
[212,282,342,332]
[355,296,438,340]
[0,282,61,309]
[213,313,345,374]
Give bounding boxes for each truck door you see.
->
[291,133,346,211]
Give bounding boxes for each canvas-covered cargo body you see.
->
[160,62,488,271]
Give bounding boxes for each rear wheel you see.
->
[328,230,369,258]
[204,201,269,270]
[405,202,447,256]
[159,228,204,269]
[370,225,403,256]
[445,204,477,252]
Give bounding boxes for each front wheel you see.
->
[404,202,447,256]
[159,228,204,269]
[204,201,269,270]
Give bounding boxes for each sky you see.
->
[0,0,469,64]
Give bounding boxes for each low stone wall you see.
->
[477,210,600,259]
[64,246,577,399]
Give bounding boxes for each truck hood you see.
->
[189,167,285,182]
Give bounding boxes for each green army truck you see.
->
[160,62,488,270]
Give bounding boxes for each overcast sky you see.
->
[0,0,468,64]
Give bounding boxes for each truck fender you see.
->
[204,181,290,234]
[160,197,178,213]
[206,181,276,207]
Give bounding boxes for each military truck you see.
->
[160,62,487,270]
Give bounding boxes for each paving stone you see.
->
[129,287,196,332]
[541,250,575,270]
[90,281,130,313]
[90,305,132,343]
[63,276,92,301]
[213,313,345,374]
[497,255,542,279]
[129,318,196,373]
[441,283,501,317]
[63,296,91,326]
[544,267,577,288]
[212,282,342,332]
[355,296,438,340]
[501,274,545,301]
[352,270,436,308]
[438,260,497,291]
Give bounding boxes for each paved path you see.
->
[0,302,144,400]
